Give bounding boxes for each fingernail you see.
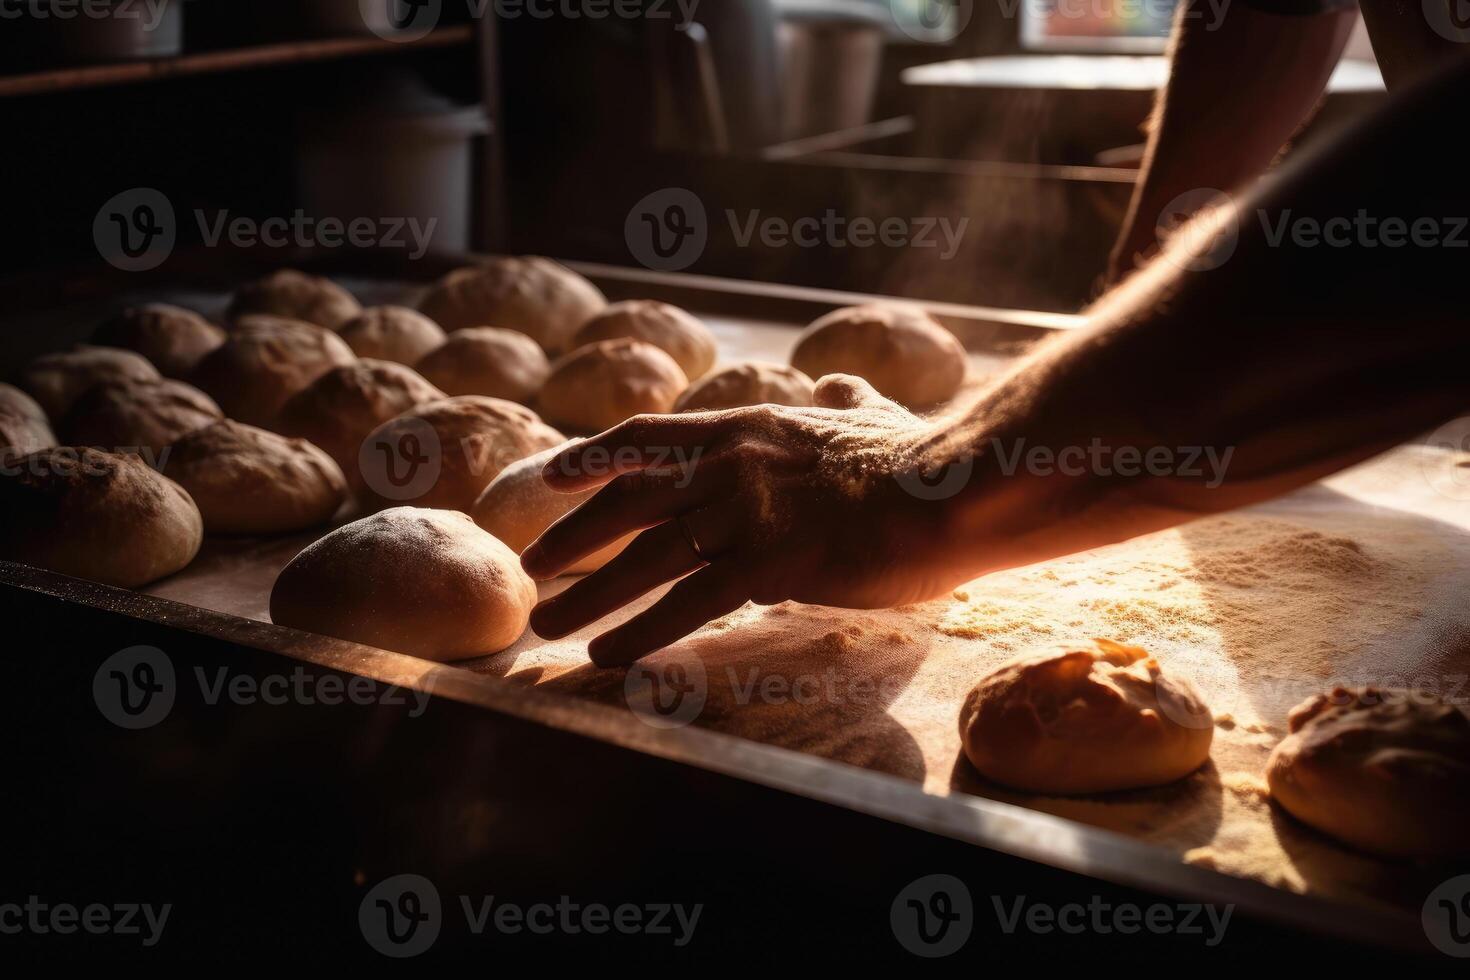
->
[521,542,546,576]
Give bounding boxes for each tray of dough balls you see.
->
[2,258,1467,932]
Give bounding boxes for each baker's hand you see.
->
[521,375,964,666]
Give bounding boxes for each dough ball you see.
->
[225,269,362,329]
[62,377,222,457]
[337,306,447,365]
[270,506,535,660]
[675,361,815,412]
[0,383,56,457]
[791,304,965,408]
[1266,687,1470,858]
[0,447,201,587]
[276,359,445,491]
[190,316,356,428]
[470,441,634,574]
[571,300,717,380]
[21,345,161,421]
[418,256,606,352]
[958,639,1214,794]
[359,395,565,513]
[162,419,348,535]
[415,326,550,402]
[92,303,227,379]
[538,339,687,433]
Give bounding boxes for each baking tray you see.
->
[0,264,1447,962]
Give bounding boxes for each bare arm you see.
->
[1107,0,1358,284]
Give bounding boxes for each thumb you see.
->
[812,374,904,412]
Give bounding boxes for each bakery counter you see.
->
[2,266,1462,962]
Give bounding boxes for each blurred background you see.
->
[0,0,1385,318]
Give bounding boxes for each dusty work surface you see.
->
[140,303,1470,914]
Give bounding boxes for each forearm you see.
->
[1109,1,1357,283]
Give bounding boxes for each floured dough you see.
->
[62,377,222,456]
[190,315,356,428]
[538,338,687,433]
[92,303,227,378]
[0,383,56,457]
[162,419,348,535]
[1267,687,1470,858]
[225,269,362,329]
[358,395,565,513]
[417,256,606,352]
[791,304,966,408]
[415,326,550,402]
[470,441,635,574]
[958,639,1214,794]
[270,506,535,660]
[21,345,161,421]
[337,306,447,365]
[675,361,815,412]
[571,300,717,380]
[0,447,202,587]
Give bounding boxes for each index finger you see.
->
[540,411,736,492]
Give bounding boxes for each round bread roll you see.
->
[415,327,550,402]
[571,300,717,380]
[92,303,227,378]
[270,506,535,660]
[276,359,445,490]
[1266,687,1470,858]
[337,306,447,365]
[62,377,222,457]
[20,345,161,421]
[470,441,635,574]
[791,304,966,409]
[190,316,355,428]
[225,269,362,330]
[958,639,1214,794]
[0,447,201,587]
[0,383,56,457]
[418,256,606,352]
[359,395,565,513]
[675,361,816,412]
[163,419,348,535]
[538,339,688,433]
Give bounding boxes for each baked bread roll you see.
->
[276,359,445,490]
[571,300,717,380]
[1267,687,1470,858]
[470,441,634,574]
[337,306,447,365]
[270,506,535,660]
[359,395,565,513]
[21,345,161,421]
[163,419,348,535]
[538,339,687,433]
[225,269,362,329]
[92,303,227,378]
[0,447,202,587]
[62,377,221,457]
[674,361,815,412]
[418,256,606,352]
[791,304,966,409]
[0,383,56,457]
[958,639,1214,794]
[190,316,356,428]
[415,326,550,402]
